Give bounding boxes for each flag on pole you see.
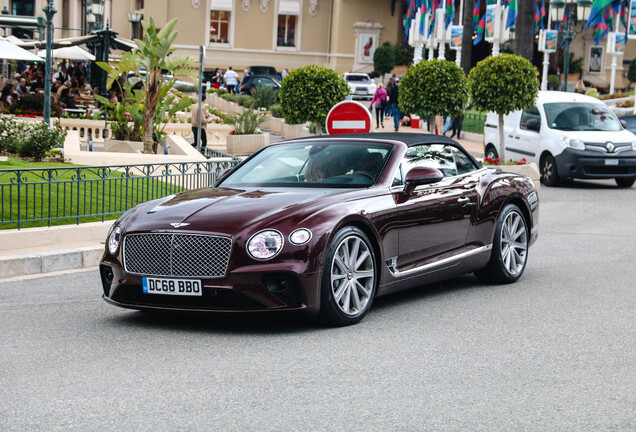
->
[445,0,455,29]
[586,0,617,30]
[620,0,629,35]
[506,0,517,29]
[473,0,481,32]
[603,5,614,32]
[560,6,568,32]
[594,13,609,45]
[533,3,543,37]
[474,13,486,45]
[540,0,546,19]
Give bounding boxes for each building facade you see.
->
[4,0,404,73]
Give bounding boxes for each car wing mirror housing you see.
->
[620,119,627,129]
[217,167,233,181]
[525,118,540,131]
[404,167,444,195]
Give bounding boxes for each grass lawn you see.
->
[0,157,188,229]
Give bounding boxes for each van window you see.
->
[544,103,621,132]
[520,106,541,132]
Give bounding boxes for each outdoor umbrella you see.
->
[0,37,43,61]
[39,45,96,61]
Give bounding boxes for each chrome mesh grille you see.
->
[123,233,232,278]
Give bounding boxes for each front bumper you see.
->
[554,148,636,179]
[99,261,321,314]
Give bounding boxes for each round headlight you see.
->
[108,226,122,255]
[289,228,312,245]
[247,230,284,260]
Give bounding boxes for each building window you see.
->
[10,0,34,38]
[210,10,230,43]
[209,0,232,44]
[135,0,144,9]
[277,14,296,47]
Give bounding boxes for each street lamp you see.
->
[127,12,142,40]
[551,0,592,91]
[42,0,56,126]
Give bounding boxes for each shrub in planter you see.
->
[217,88,228,96]
[238,94,255,107]
[0,117,20,153]
[399,59,468,133]
[173,83,197,93]
[468,54,538,161]
[223,103,267,134]
[279,65,350,134]
[252,84,278,109]
[269,103,283,118]
[8,93,60,117]
[0,120,67,160]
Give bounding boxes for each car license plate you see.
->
[605,159,619,165]
[142,277,202,296]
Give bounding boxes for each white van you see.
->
[483,91,636,187]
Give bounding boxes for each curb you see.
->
[0,245,104,279]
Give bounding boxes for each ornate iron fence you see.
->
[0,159,239,229]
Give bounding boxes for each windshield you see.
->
[346,75,371,83]
[544,102,622,131]
[219,141,393,188]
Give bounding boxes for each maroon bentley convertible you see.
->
[100,133,539,325]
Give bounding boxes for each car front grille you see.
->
[123,233,232,278]
[584,165,636,175]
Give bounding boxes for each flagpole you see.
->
[541,3,552,91]
[492,0,500,56]
[438,7,447,59]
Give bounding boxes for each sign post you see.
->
[326,101,373,135]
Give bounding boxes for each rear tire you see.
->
[540,154,560,186]
[475,204,529,284]
[319,226,377,326]
[615,177,635,188]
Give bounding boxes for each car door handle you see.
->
[458,197,474,207]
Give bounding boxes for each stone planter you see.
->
[269,117,284,134]
[260,114,272,131]
[104,139,144,153]
[226,133,270,156]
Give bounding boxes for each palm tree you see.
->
[514,0,537,61]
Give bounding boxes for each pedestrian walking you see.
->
[191,94,212,150]
[223,67,239,94]
[386,80,400,132]
[370,83,388,129]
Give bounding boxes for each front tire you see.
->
[475,204,529,284]
[616,177,635,188]
[485,145,498,160]
[540,154,560,186]
[319,226,377,326]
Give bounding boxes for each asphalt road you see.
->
[1,179,635,431]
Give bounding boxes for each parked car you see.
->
[100,133,538,326]
[247,66,280,80]
[238,75,281,95]
[484,90,636,187]
[344,73,377,100]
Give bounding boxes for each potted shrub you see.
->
[223,104,269,156]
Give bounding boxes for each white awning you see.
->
[211,0,233,11]
[279,0,300,15]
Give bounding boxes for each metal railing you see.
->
[0,159,240,229]
[462,112,487,135]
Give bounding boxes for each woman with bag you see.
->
[370,83,388,129]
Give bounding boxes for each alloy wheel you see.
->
[330,235,375,317]
[500,211,528,276]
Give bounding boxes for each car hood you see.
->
[124,187,343,235]
[554,129,635,143]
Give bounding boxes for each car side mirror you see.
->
[217,167,233,181]
[525,118,540,131]
[404,167,443,195]
[620,119,627,129]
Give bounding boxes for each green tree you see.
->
[374,43,396,82]
[278,65,350,134]
[97,17,196,153]
[468,54,538,161]
[398,59,468,133]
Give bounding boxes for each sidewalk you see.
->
[0,131,484,281]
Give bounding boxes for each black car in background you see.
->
[247,66,280,80]
[238,75,281,95]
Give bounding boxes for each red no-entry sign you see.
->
[326,101,373,135]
